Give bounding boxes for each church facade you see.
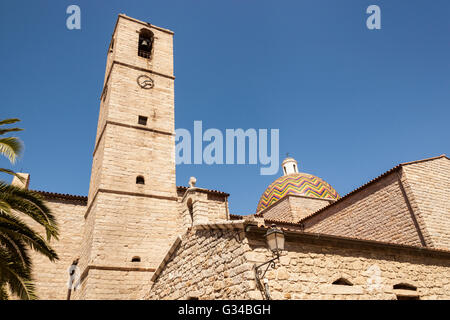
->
[14,15,450,300]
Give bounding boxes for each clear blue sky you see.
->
[1,0,449,214]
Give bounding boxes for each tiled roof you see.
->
[297,154,448,224]
[34,190,88,202]
[34,185,229,203]
[247,155,449,227]
[263,218,304,228]
[176,186,229,197]
[247,223,450,255]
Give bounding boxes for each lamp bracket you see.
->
[254,252,279,280]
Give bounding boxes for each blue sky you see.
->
[1,0,449,214]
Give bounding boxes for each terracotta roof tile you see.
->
[297,154,449,224]
[34,190,88,202]
[34,185,229,203]
[176,186,229,197]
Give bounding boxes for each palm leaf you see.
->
[0,169,26,184]
[0,249,37,300]
[0,232,31,268]
[0,211,58,261]
[0,119,21,126]
[0,283,9,300]
[0,137,23,164]
[0,128,23,135]
[0,183,59,240]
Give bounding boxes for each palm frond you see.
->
[0,119,21,126]
[0,199,11,213]
[0,183,59,240]
[0,232,31,268]
[0,169,26,184]
[0,249,37,300]
[0,128,23,135]
[0,283,9,300]
[0,211,58,261]
[0,137,23,164]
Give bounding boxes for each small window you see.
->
[138,116,148,125]
[332,278,353,286]
[187,296,199,300]
[103,85,108,102]
[136,176,145,185]
[131,256,141,262]
[109,38,114,52]
[393,283,417,291]
[138,29,154,59]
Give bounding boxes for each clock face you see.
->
[137,75,154,89]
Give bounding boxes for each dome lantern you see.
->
[282,156,298,176]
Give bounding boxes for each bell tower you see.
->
[76,15,180,299]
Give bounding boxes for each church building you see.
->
[13,15,450,300]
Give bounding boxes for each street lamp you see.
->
[265,225,285,255]
[254,225,285,299]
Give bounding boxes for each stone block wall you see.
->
[75,192,180,300]
[113,15,174,78]
[147,224,450,300]
[245,232,450,300]
[76,14,179,299]
[75,268,154,300]
[26,196,86,300]
[147,227,255,300]
[178,189,229,229]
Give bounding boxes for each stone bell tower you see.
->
[76,15,180,299]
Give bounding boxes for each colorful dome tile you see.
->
[256,173,340,212]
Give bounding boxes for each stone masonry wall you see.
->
[114,15,174,78]
[27,197,86,300]
[147,228,255,300]
[302,172,423,246]
[147,225,450,300]
[179,190,228,229]
[245,233,450,300]
[76,15,179,299]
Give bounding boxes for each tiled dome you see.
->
[256,172,340,212]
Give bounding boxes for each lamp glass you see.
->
[266,228,285,252]
[277,232,285,251]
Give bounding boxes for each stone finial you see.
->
[188,176,197,188]
[244,215,256,223]
[11,173,30,189]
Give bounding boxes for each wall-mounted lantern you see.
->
[265,225,285,254]
[254,224,285,299]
